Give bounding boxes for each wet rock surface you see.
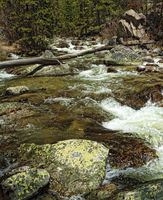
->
[0,39,163,200]
[85,183,117,200]
[85,128,157,169]
[115,180,163,200]
[19,139,109,197]
[2,168,50,200]
[5,86,29,95]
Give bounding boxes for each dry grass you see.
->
[0,41,19,61]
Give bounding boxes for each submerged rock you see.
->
[158,59,163,64]
[0,102,33,116]
[85,183,117,200]
[145,63,159,72]
[2,168,50,200]
[85,129,157,169]
[19,139,109,197]
[115,180,163,200]
[5,86,29,95]
[137,63,159,73]
[0,102,36,132]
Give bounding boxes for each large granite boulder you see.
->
[118,9,146,40]
[2,168,50,200]
[124,9,146,27]
[19,139,109,197]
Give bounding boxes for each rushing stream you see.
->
[0,41,163,199]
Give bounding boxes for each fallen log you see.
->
[0,45,114,69]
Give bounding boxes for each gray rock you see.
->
[137,65,145,72]
[43,50,54,58]
[153,48,161,54]
[19,139,109,197]
[115,180,163,200]
[142,56,154,63]
[2,168,50,200]
[124,9,146,26]
[109,45,141,64]
[118,9,146,40]
[5,86,29,95]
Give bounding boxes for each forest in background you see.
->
[0,0,162,54]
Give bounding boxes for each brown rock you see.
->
[145,63,159,72]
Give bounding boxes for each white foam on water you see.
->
[0,71,15,80]
[9,53,20,59]
[100,98,163,182]
[101,98,163,147]
[69,83,112,94]
[79,64,138,81]
[93,86,112,94]
[79,64,109,80]
[51,39,103,54]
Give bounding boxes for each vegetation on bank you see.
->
[0,0,162,55]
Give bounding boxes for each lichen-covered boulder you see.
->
[5,86,29,95]
[2,168,50,200]
[19,139,109,196]
[105,45,142,65]
[115,180,163,200]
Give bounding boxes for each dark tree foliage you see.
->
[0,0,162,54]
[0,0,55,55]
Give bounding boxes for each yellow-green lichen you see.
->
[2,168,50,200]
[19,139,109,196]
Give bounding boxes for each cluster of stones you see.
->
[1,139,109,200]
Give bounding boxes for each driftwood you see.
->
[0,45,114,69]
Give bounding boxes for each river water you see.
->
[0,43,163,198]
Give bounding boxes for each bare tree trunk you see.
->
[0,45,114,69]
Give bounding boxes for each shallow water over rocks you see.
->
[0,41,163,199]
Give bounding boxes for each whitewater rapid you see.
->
[100,98,163,182]
[0,71,14,81]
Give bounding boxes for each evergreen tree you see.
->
[0,0,55,55]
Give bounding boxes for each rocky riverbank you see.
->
[0,38,163,200]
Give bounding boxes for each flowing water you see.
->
[0,42,163,198]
